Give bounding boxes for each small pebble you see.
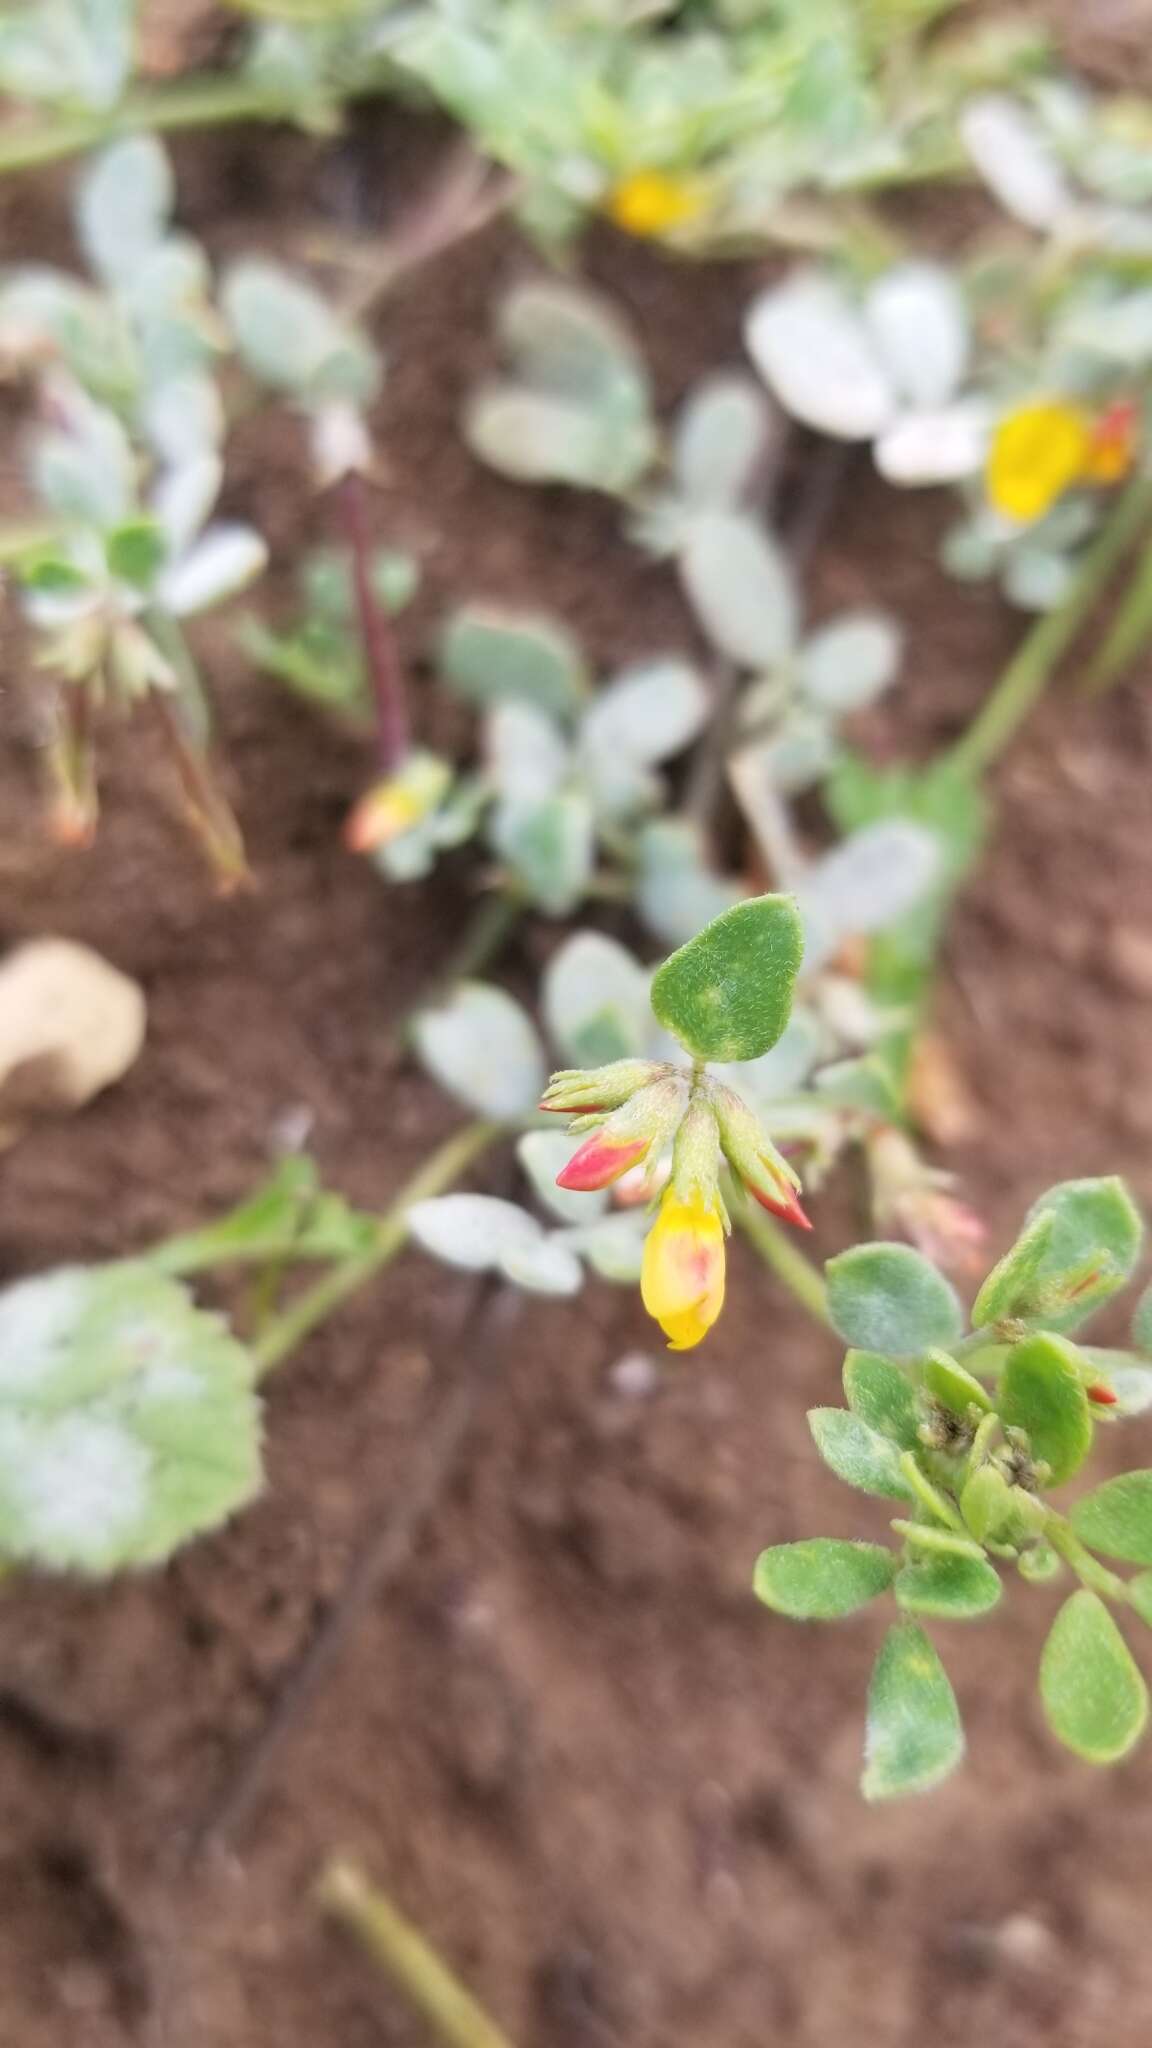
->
[607,1351,659,1399]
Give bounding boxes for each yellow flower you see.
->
[986,399,1091,524]
[641,1188,726,1352]
[606,169,706,239]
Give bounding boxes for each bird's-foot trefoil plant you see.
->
[755,1177,1152,1797]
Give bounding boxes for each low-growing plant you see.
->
[0,134,268,874]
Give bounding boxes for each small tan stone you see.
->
[0,937,146,1137]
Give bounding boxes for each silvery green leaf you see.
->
[939,512,1002,582]
[961,95,1074,231]
[222,258,380,407]
[679,511,799,667]
[413,981,546,1120]
[1002,545,1076,612]
[407,1193,540,1271]
[673,372,777,511]
[543,930,652,1067]
[76,136,173,286]
[0,0,132,110]
[517,1130,610,1224]
[874,399,990,486]
[731,712,837,800]
[490,790,596,916]
[142,374,224,465]
[562,1211,649,1284]
[31,394,135,528]
[438,606,587,719]
[375,819,440,883]
[496,277,648,409]
[159,526,268,616]
[1055,288,1152,368]
[499,1233,584,1296]
[744,273,895,440]
[799,610,902,713]
[486,702,570,805]
[121,237,218,386]
[796,820,942,965]
[151,454,222,557]
[0,269,132,397]
[465,384,652,493]
[0,1262,261,1573]
[580,658,709,769]
[636,819,744,949]
[864,264,969,411]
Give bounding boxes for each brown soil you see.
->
[2,103,1152,2048]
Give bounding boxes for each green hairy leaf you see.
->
[808,1408,911,1501]
[0,1263,261,1573]
[922,1350,993,1417]
[1040,1592,1148,1764]
[650,895,804,1063]
[842,1350,921,1448]
[1022,1177,1144,1333]
[754,1539,895,1620]
[1071,1472,1152,1566]
[413,982,545,1120]
[438,606,588,719]
[998,1334,1094,1487]
[862,1621,965,1800]
[894,1552,1002,1619]
[825,1242,963,1358]
[972,1208,1056,1327]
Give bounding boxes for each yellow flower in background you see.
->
[606,169,707,239]
[986,399,1091,524]
[344,750,451,854]
[641,1187,726,1352]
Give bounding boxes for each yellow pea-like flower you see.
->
[986,399,1091,524]
[606,169,707,239]
[641,1187,726,1352]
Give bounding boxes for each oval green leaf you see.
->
[862,1621,965,1800]
[753,1539,895,1620]
[971,1209,1055,1328]
[649,895,803,1063]
[1023,1177,1144,1333]
[808,1408,911,1501]
[843,1350,921,1449]
[894,1551,1002,1619]
[1070,1471,1152,1566]
[1040,1590,1149,1764]
[922,1349,994,1417]
[825,1242,963,1359]
[998,1334,1094,1486]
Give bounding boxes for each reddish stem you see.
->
[334,471,409,776]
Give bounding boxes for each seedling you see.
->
[1,135,267,875]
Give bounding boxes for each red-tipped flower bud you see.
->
[710,1081,810,1231]
[556,1076,690,1193]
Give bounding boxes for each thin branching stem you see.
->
[735,1193,831,1327]
[334,470,410,775]
[252,1120,501,1378]
[949,470,1152,779]
[0,78,302,178]
[318,1860,518,2048]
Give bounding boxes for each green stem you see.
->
[1045,1514,1129,1603]
[0,78,305,178]
[735,1197,831,1328]
[251,1120,499,1379]
[145,608,214,750]
[318,1859,517,2048]
[949,471,1152,779]
[1081,526,1152,698]
[436,891,522,990]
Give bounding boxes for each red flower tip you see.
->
[1087,1384,1118,1406]
[556,1132,648,1192]
[750,1182,812,1231]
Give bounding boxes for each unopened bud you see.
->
[557,1075,689,1192]
[345,750,451,854]
[710,1080,810,1230]
[540,1059,670,1118]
